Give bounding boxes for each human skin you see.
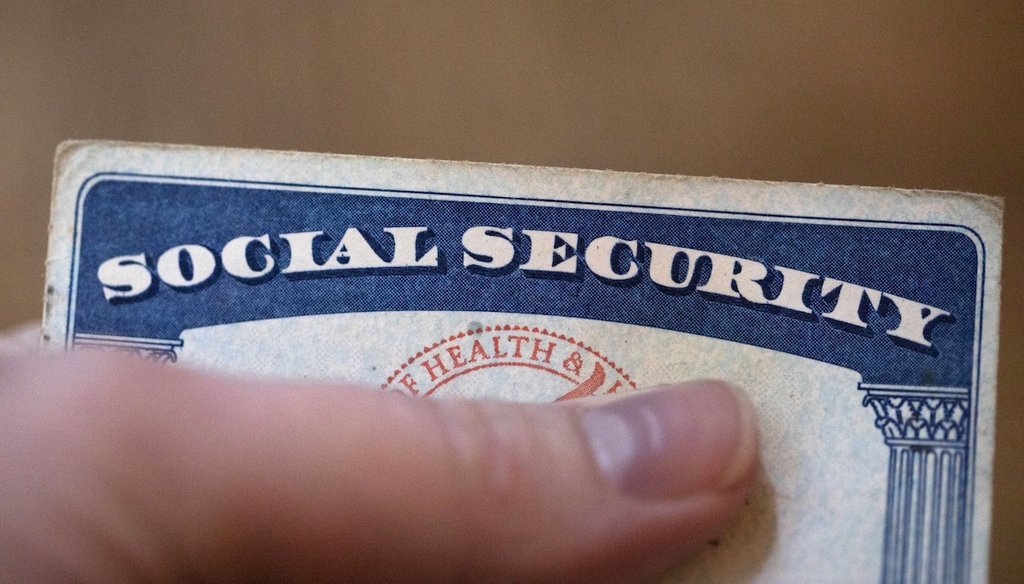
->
[0,333,758,583]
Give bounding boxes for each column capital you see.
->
[73,333,183,363]
[860,384,969,446]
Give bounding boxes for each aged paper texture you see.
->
[44,141,1002,583]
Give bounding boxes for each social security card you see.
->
[43,141,1002,583]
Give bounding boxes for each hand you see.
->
[0,330,757,583]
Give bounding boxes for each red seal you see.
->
[381,324,636,401]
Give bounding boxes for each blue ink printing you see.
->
[64,173,986,584]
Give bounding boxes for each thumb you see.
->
[0,353,758,583]
[0,322,40,355]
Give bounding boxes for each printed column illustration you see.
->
[861,384,970,584]
[73,333,183,363]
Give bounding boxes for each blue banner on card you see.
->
[67,176,982,388]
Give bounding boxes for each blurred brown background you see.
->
[1,2,1020,579]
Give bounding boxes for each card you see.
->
[43,141,1002,583]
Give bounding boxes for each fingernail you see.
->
[579,381,757,499]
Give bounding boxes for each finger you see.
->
[0,353,758,583]
[0,322,40,356]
